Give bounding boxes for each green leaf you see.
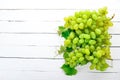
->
[61,64,77,76]
[59,26,65,31]
[58,26,71,39]
[63,52,69,59]
[66,47,73,52]
[61,29,71,39]
[58,26,65,35]
[58,45,66,54]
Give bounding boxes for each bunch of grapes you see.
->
[58,7,114,75]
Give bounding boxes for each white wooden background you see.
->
[0,0,120,80]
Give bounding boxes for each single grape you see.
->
[79,39,84,44]
[87,18,92,26]
[73,37,79,44]
[89,64,96,70]
[90,32,96,39]
[76,18,82,23]
[85,49,90,55]
[92,14,98,20]
[84,34,90,39]
[79,23,84,29]
[64,39,71,46]
[73,24,79,30]
[89,40,96,45]
[79,57,85,62]
[92,58,99,64]
[69,32,75,39]
[95,28,102,35]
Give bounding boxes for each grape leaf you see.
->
[58,26,71,39]
[61,29,71,39]
[66,47,72,52]
[58,45,66,54]
[58,26,65,35]
[63,52,69,59]
[61,64,77,75]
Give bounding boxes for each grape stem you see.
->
[110,14,115,20]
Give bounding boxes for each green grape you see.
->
[84,39,89,44]
[92,58,99,64]
[69,32,75,39]
[73,37,79,44]
[79,57,85,62]
[81,48,85,54]
[79,23,84,29]
[90,45,95,51]
[69,52,74,58]
[72,56,77,61]
[74,49,79,53]
[66,58,71,62]
[95,50,102,58]
[89,64,96,70]
[89,56,94,60]
[89,40,96,45]
[87,18,92,26]
[73,24,79,30]
[85,10,91,17]
[90,32,96,39]
[64,39,71,46]
[98,21,104,26]
[92,14,98,20]
[100,35,105,39]
[71,21,76,26]
[79,33,85,39]
[76,52,83,57]
[84,49,90,55]
[82,14,88,19]
[75,30,82,35]
[80,60,88,65]
[76,18,82,23]
[72,44,77,49]
[84,28,89,34]
[91,24,97,30]
[79,39,84,44]
[95,64,101,70]
[96,46,101,50]
[64,17,69,22]
[84,34,90,39]
[95,28,102,35]
[96,38,102,43]
[85,45,89,49]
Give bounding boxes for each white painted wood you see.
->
[0,46,119,59]
[0,9,119,21]
[0,22,119,34]
[0,59,119,80]
[0,71,119,80]
[0,0,119,9]
[0,59,118,72]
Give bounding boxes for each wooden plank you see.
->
[0,34,119,46]
[0,9,119,21]
[0,59,119,73]
[0,22,119,34]
[0,0,119,9]
[0,71,119,80]
[0,46,119,59]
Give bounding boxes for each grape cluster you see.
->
[58,7,114,75]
